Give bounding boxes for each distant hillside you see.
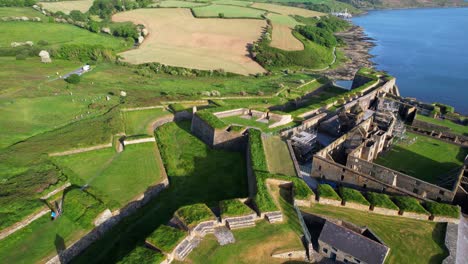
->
[337,0,468,9]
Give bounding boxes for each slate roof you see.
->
[318,221,389,264]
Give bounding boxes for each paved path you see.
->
[457,215,468,264]
[62,67,87,79]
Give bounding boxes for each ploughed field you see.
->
[112,8,267,75]
[39,0,94,14]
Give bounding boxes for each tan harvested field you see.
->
[112,8,267,75]
[252,3,325,17]
[39,0,94,14]
[271,24,303,51]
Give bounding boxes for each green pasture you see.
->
[192,4,266,18]
[0,21,132,49]
[266,13,301,28]
[263,135,296,176]
[71,121,248,263]
[375,132,467,184]
[302,203,448,264]
[122,108,169,136]
[211,0,253,6]
[0,7,46,19]
[54,142,163,206]
[155,0,207,8]
[416,114,468,136]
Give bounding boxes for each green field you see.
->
[302,203,448,264]
[70,121,248,263]
[192,4,266,18]
[155,0,207,7]
[221,115,270,130]
[375,132,467,184]
[416,114,468,136]
[0,22,132,49]
[212,0,253,6]
[122,108,169,136]
[0,7,46,19]
[263,135,296,176]
[54,143,163,206]
[266,13,302,27]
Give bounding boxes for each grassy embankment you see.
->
[263,135,296,176]
[415,114,468,136]
[301,203,448,264]
[121,108,170,136]
[375,132,467,184]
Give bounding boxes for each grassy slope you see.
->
[0,21,132,50]
[302,203,448,264]
[263,135,296,176]
[375,132,467,184]
[267,13,302,27]
[192,4,266,18]
[122,108,169,136]
[54,143,162,206]
[416,114,468,136]
[71,121,248,263]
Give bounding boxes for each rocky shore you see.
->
[325,26,376,80]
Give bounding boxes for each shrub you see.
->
[424,201,460,218]
[175,203,215,228]
[38,40,49,46]
[220,199,253,217]
[65,74,81,84]
[392,196,429,214]
[51,44,115,62]
[218,13,224,18]
[146,225,186,253]
[318,184,341,201]
[15,53,27,60]
[366,192,398,210]
[339,187,370,205]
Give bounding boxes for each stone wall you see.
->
[442,223,458,264]
[190,113,216,147]
[123,137,155,146]
[317,197,342,207]
[371,206,399,216]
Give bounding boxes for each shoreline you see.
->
[324,25,375,80]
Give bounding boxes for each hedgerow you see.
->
[366,192,399,210]
[318,184,341,201]
[248,129,268,171]
[339,187,370,205]
[146,225,186,253]
[424,201,460,218]
[175,203,215,228]
[220,199,253,217]
[392,196,429,214]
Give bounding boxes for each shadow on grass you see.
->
[70,121,248,264]
[428,223,449,264]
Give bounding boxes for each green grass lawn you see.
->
[415,114,468,136]
[54,142,162,206]
[375,132,467,184]
[0,21,132,50]
[70,121,248,263]
[122,108,169,136]
[211,0,253,7]
[302,203,448,264]
[0,7,46,19]
[263,135,296,176]
[221,115,270,130]
[192,4,266,18]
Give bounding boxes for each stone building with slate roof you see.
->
[318,220,389,263]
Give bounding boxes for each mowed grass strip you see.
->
[251,2,325,17]
[302,203,448,264]
[375,132,467,184]
[0,21,132,50]
[112,8,266,75]
[54,142,162,206]
[39,0,94,14]
[263,136,296,176]
[122,108,169,136]
[192,4,265,18]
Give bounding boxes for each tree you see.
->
[65,74,81,84]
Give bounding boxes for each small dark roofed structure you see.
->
[318,221,389,264]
